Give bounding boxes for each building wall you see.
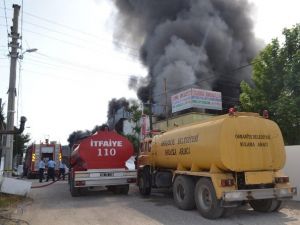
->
[153,112,213,131]
[123,120,135,135]
[284,145,300,201]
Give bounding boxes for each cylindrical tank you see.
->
[152,113,285,172]
[71,130,134,169]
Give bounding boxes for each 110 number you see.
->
[98,148,116,157]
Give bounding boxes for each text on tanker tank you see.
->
[235,134,270,148]
[90,139,123,147]
[161,134,199,147]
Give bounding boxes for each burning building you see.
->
[112,0,261,115]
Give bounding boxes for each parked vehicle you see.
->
[24,140,62,178]
[137,110,297,219]
[69,129,136,196]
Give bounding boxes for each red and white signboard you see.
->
[171,88,222,113]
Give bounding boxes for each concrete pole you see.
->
[4,4,21,177]
[149,86,153,136]
[164,78,169,128]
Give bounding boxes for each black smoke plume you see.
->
[112,0,260,112]
[107,98,130,119]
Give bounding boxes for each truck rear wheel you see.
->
[194,178,224,219]
[138,169,151,196]
[249,199,282,212]
[173,175,195,210]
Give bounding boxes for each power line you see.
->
[22,28,139,59]
[152,61,257,99]
[23,11,140,52]
[3,0,10,52]
[22,20,139,55]
[23,57,130,79]
[16,0,24,123]
[27,52,138,78]
[19,67,131,84]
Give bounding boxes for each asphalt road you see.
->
[13,180,300,225]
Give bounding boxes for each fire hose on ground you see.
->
[31,173,70,189]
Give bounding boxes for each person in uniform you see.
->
[46,158,56,182]
[38,159,46,183]
[58,161,66,180]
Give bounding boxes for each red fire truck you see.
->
[69,129,136,196]
[24,140,62,178]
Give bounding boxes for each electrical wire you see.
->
[22,28,139,59]
[17,59,22,123]
[23,10,140,52]
[34,52,136,78]
[16,0,24,124]
[152,61,257,99]
[20,0,24,50]
[2,0,10,52]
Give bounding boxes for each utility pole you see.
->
[149,84,153,136]
[0,98,3,163]
[164,78,169,128]
[4,4,21,177]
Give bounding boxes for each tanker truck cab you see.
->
[137,111,297,219]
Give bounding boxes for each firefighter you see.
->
[58,161,66,180]
[46,158,56,182]
[38,159,46,183]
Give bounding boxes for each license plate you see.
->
[114,172,124,177]
[90,173,100,178]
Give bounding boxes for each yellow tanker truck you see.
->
[137,111,297,219]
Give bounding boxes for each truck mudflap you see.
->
[223,187,297,202]
[74,169,137,187]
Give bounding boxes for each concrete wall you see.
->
[153,112,213,131]
[283,145,300,201]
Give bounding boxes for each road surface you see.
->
[12,180,300,225]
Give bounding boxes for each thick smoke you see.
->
[107,98,129,118]
[112,0,259,113]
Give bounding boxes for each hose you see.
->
[31,173,69,189]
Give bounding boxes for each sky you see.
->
[0,0,300,145]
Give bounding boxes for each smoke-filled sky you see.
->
[112,0,261,112]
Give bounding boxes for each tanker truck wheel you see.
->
[173,176,195,210]
[194,178,224,219]
[138,169,151,196]
[249,199,282,212]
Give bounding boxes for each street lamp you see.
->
[19,48,38,59]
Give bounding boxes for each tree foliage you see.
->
[0,103,30,158]
[13,133,30,157]
[240,24,300,145]
[125,102,142,153]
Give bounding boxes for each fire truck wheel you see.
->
[173,175,195,210]
[249,199,282,212]
[194,178,224,219]
[138,169,151,196]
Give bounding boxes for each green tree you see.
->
[13,133,30,166]
[240,24,300,145]
[125,101,143,154]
